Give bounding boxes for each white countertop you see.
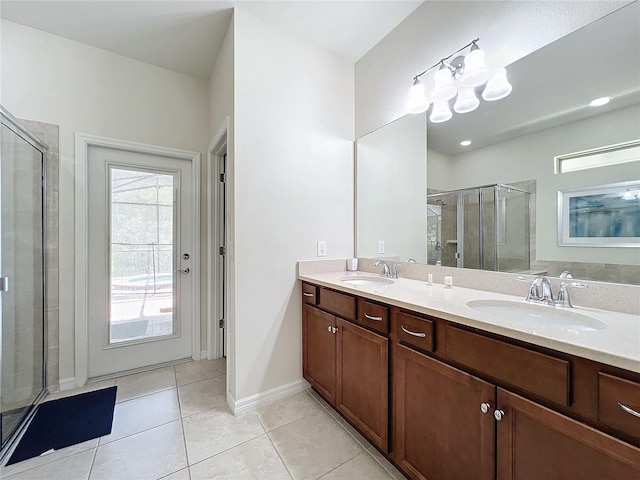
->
[299,270,640,373]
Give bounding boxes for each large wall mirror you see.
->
[356,2,640,285]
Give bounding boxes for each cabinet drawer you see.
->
[598,372,640,440]
[445,325,570,406]
[302,282,317,305]
[318,288,356,320]
[394,310,434,353]
[357,298,389,335]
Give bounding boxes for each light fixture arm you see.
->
[413,38,480,80]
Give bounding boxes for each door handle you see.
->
[0,277,8,293]
[177,267,190,274]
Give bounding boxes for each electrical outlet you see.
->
[317,240,327,257]
[378,240,385,254]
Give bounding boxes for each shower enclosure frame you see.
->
[0,106,49,459]
[427,183,531,271]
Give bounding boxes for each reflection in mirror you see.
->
[356,2,640,285]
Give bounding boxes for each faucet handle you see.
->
[556,281,587,308]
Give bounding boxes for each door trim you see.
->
[75,133,201,387]
[206,117,229,360]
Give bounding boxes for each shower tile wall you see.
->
[19,119,59,391]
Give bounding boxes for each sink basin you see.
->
[466,299,607,332]
[340,276,395,286]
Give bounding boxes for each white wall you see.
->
[357,114,426,262]
[355,1,628,138]
[207,15,236,396]
[1,20,210,384]
[233,9,354,401]
[445,105,640,265]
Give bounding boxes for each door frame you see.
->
[206,118,229,360]
[75,133,201,387]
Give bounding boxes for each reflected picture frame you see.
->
[558,181,640,247]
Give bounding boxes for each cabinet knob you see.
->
[494,409,505,422]
[480,402,492,414]
[327,326,332,333]
[331,326,338,334]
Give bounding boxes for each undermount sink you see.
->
[340,276,395,286]
[466,299,607,332]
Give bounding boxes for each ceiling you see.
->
[0,0,423,80]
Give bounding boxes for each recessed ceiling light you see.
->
[460,140,472,146]
[589,96,610,107]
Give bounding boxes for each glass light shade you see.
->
[431,68,457,102]
[406,79,431,114]
[482,68,512,101]
[460,48,490,87]
[430,101,452,123]
[453,87,479,113]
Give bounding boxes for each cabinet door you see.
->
[496,388,640,480]
[393,344,495,480]
[336,318,389,452]
[303,305,336,403]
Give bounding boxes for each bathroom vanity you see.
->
[299,269,640,480]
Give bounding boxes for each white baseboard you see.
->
[200,350,208,360]
[59,377,77,391]
[231,379,311,416]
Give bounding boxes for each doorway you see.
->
[76,135,200,382]
[207,120,229,360]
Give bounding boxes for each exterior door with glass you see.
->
[87,145,195,378]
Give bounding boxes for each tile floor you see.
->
[0,360,405,480]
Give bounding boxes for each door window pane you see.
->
[109,168,175,344]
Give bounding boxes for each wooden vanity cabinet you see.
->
[302,284,389,452]
[336,318,388,452]
[393,343,495,480]
[496,388,640,479]
[302,304,336,403]
[301,281,640,479]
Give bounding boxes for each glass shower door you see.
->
[0,121,46,449]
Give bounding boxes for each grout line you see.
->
[87,444,99,480]
[187,428,266,469]
[265,431,294,480]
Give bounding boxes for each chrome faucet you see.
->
[519,275,587,307]
[374,260,392,278]
[526,276,554,305]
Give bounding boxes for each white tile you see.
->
[99,389,181,444]
[255,391,323,432]
[320,452,392,480]
[115,366,176,402]
[268,410,363,480]
[190,434,291,480]
[90,420,187,480]
[177,376,226,418]
[366,447,406,480]
[1,439,98,478]
[326,406,373,450]
[159,467,191,480]
[182,406,264,465]
[3,449,95,480]
[175,359,225,387]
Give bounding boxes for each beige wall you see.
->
[1,20,210,385]
[207,14,236,396]
[232,9,354,401]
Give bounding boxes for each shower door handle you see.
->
[0,277,9,293]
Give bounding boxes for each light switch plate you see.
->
[378,240,385,254]
[317,240,327,257]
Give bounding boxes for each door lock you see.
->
[182,253,190,260]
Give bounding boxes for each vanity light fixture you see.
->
[589,96,610,107]
[406,38,512,121]
[460,140,472,146]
